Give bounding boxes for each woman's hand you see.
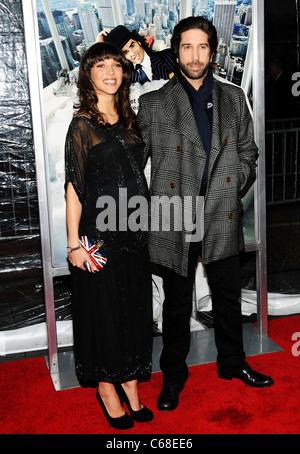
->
[68,247,99,272]
[66,183,99,272]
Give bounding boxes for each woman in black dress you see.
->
[65,43,153,429]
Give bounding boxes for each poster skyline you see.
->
[36,0,255,267]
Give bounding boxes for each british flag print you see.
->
[79,236,107,272]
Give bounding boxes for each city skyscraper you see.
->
[77,2,100,49]
[96,0,123,28]
[179,0,192,21]
[126,0,135,16]
[244,5,252,26]
[213,0,237,46]
[135,0,145,18]
[40,36,73,87]
[52,10,77,58]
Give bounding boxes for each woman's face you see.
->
[90,58,123,96]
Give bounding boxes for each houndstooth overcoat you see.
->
[137,74,258,277]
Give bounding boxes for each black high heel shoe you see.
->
[115,383,153,422]
[96,388,134,429]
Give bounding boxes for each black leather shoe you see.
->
[218,363,274,388]
[157,385,181,411]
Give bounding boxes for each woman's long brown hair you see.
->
[75,42,138,136]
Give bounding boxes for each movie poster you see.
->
[35,0,254,267]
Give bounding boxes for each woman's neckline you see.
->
[78,115,120,127]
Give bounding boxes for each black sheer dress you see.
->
[65,116,153,386]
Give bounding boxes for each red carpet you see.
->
[1,316,300,435]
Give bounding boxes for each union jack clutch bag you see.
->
[79,235,107,272]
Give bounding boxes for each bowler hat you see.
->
[103,25,134,50]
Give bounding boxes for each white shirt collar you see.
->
[135,51,152,80]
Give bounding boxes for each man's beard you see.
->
[179,60,211,80]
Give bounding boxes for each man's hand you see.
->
[96,28,112,43]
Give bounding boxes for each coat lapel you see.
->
[208,79,234,175]
[163,77,234,182]
[164,78,204,150]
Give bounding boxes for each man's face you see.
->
[121,39,145,65]
[178,28,213,88]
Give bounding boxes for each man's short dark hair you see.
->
[171,16,218,61]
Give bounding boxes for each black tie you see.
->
[135,64,150,84]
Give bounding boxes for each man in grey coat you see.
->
[137,16,274,412]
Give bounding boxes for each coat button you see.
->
[226,177,231,183]
[170,182,175,189]
[176,146,181,152]
[223,139,228,146]
[228,213,233,219]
